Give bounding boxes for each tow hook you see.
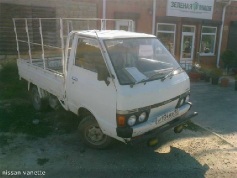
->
[147,137,158,147]
[174,124,184,133]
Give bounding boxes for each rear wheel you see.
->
[78,115,113,149]
[48,94,60,110]
[30,86,48,111]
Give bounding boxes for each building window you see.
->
[115,20,135,31]
[200,26,217,56]
[156,23,176,55]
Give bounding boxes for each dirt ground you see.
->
[0,120,237,178]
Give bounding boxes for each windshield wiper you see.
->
[130,72,164,88]
[161,67,182,82]
[130,78,148,88]
[130,70,169,87]
[129,67,182,87]
[147,72,165,81]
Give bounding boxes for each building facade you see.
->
[1,0,237,69]
[100,0,237,69]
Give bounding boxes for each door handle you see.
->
[71,76,78,81]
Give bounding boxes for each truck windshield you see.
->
[104,37,181,85]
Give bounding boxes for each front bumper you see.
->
[129,111,198,145]
[116,102,198,144]
[131,102,193,137]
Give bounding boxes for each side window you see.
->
[156,23,176,56]
[200,26,217,56]
[74,38,106,72]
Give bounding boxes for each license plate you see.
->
[156,109,179,125]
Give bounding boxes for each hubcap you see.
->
[85,125,106,145]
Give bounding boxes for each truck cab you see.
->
[65,30,197,148]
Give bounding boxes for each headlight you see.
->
[138,112,146,122]
[127,115,136,126]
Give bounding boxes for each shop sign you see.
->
[167,0,214,20]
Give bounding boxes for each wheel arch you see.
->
[78,107,93,119]
[77,107,103,129]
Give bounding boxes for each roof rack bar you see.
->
[13,19,20,59]
[60,18,65,75]
[25,19,32,63]
[39,18,46,69]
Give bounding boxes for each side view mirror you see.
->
[97,66,110,85]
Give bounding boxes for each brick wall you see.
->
[106,0,153,33]
[0,0,97,55]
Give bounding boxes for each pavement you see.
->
[190,78,237,147]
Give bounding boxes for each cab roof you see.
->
[75,30,155,39]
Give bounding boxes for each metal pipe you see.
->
[217,0,231,68]
[25,19,32,64]
[39,19,46,69]
[152,0,157,35]
[102,0,107,30]
[103,0,106,19]
[12,19,20,59]
[59,18,65,76]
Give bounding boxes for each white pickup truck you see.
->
[13,18,197,149]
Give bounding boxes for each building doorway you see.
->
[227,21,237,57]
[180,25,195,70]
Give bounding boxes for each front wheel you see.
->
[78,115,113,149]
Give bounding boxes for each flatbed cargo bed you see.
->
[17,58,65,100]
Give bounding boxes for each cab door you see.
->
[66,36,117,136]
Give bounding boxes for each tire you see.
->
[78,115,113,149]
[30,86,48,111]
[48,94,61,110]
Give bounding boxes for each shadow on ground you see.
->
[43,138,209,178]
